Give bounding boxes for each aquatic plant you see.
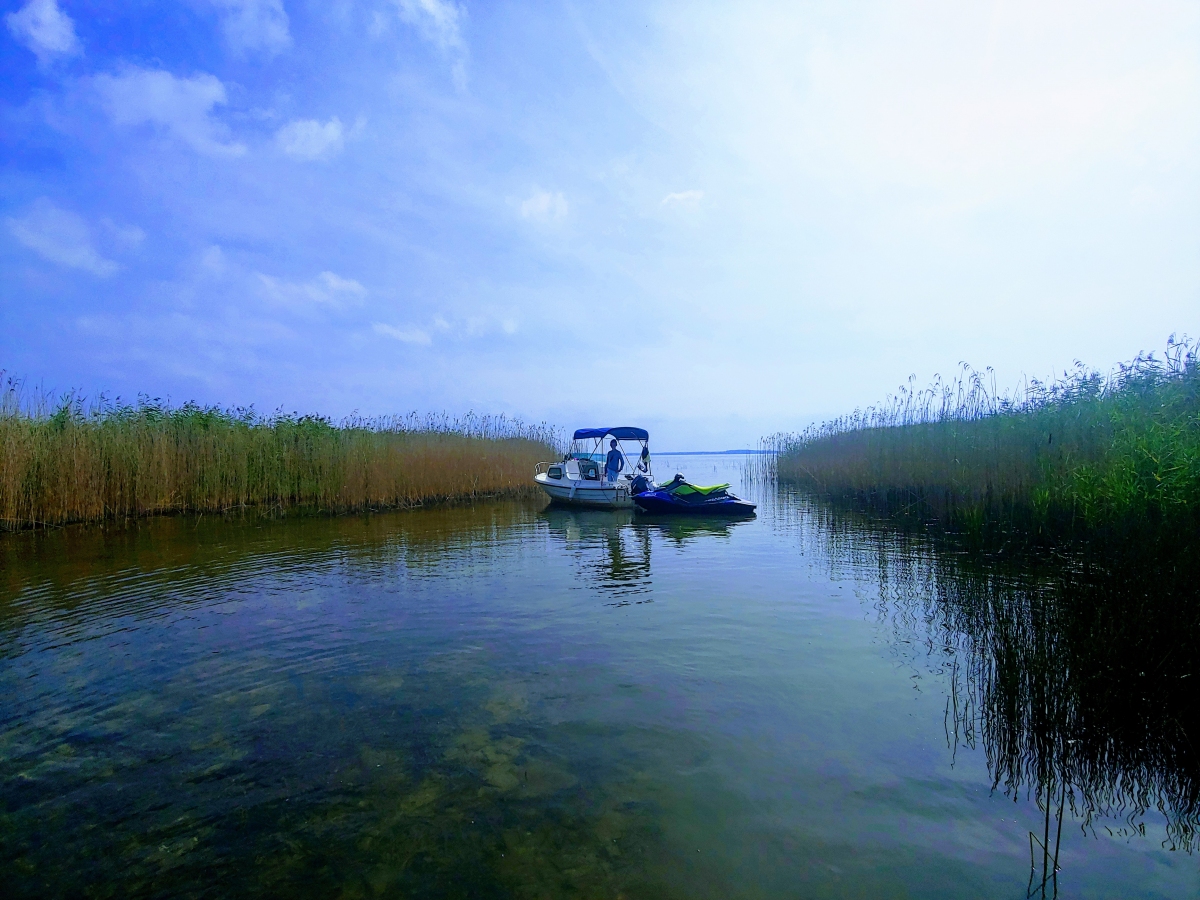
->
[0,502,671,899]
[797,497,1200,896]
[0,377,560,529]
[765,336,1200,538]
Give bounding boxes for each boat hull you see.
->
[535,473,634,509]
[632,491,757,516]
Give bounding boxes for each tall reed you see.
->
[767,337,1200,535]
[0,378,560,530]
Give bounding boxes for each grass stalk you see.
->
[767,336,1200,539]
[0,380,560,530]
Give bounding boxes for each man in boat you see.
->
[605,439,625,484]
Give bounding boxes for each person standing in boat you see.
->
[605,439,625,484]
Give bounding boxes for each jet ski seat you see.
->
[658,474,731,501]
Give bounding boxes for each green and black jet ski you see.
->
[631,474,757,516]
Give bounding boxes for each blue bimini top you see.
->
[572,427,649,441]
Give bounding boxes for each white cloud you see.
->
[277,117,344,160]
[394,0,464,53]
[519,188,568,222]
[661,189,704,207]
[5,0,79,66]
[373,322,432,344]
[392,0,468,88]
[201,245,226,273]
[102,219,146,249]
[7,198,117,276]
[316,271,365,295]
[632,2,1200,209]
[94,67,246,157]
[258,270,366,307]
[205,0,291,56]
[371,314,515,345]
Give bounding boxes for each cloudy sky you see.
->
[2,0,1197,448]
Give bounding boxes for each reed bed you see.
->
[766,336,1200,536]
[0,377,560,530]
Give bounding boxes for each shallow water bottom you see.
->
[0,456,1194,898]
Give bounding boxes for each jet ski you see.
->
[631,473,757,516]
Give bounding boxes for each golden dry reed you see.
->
[0,379,560,530]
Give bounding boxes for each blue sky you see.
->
[2,0,1198,449]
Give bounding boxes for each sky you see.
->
[2,0,1198,449]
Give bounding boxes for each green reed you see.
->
[0,378,561,530]
[766,336,1200,537]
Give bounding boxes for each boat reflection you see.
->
[538,507,651,599]
[536,506,755,601]
[639,514,752,546]
[801,499,1200,898]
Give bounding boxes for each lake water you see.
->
[1,453,1195,898]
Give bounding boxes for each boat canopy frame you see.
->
[566,427,651,481]
[571,427,648,441]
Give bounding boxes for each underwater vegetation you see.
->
[0,503,683,900]
[0,375,558,530]
[765,336,1200,541]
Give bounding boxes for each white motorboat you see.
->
[534,427,652,509]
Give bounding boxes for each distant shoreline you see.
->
[657,449,771,455]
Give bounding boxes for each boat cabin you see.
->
[534,427,652,508]
[545,457,601,482]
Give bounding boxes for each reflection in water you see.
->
[641,516,752,546]
[536,507,755,604]
[538,507,653,601]
[1,469,1196,899]
[792,493,1200,896]
[0,503,680,898]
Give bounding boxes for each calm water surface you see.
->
[1,455,1195,898]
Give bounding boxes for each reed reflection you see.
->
[800,495,1200,897]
